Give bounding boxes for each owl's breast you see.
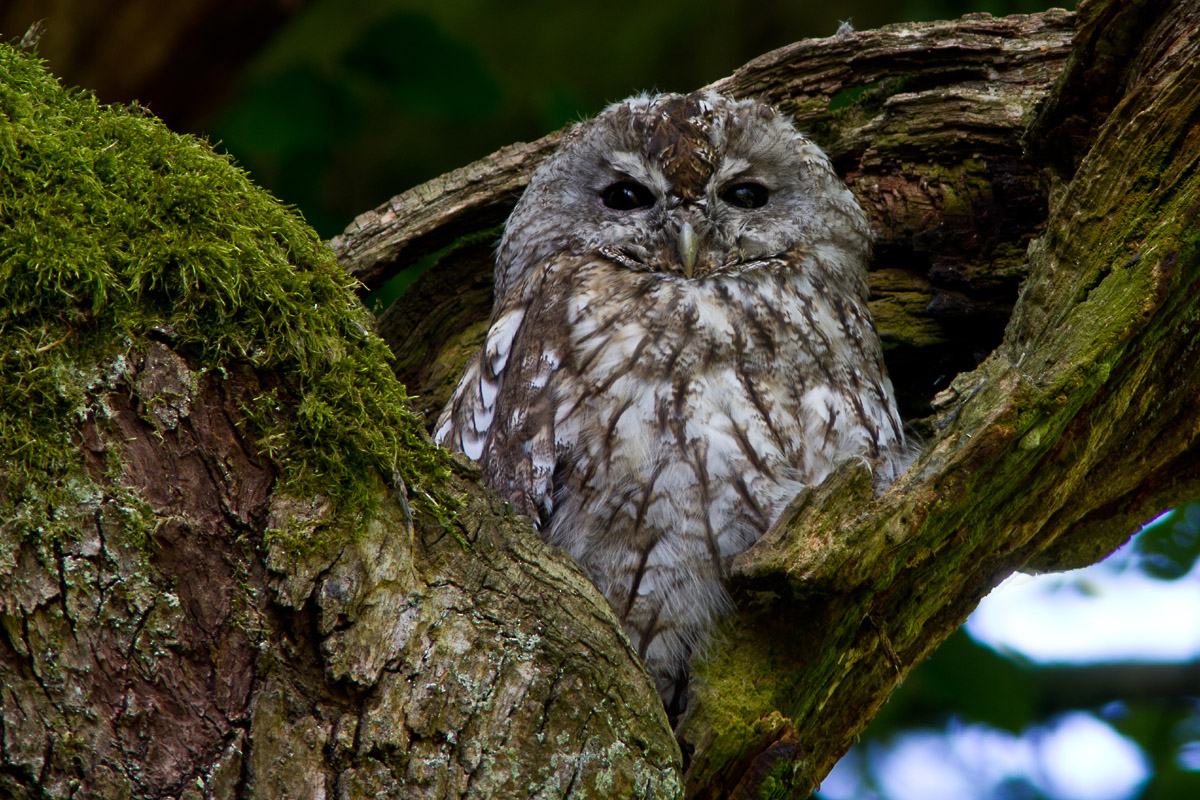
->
[557,266,829,539]
[567,262,812,368]
[555,260,901,545]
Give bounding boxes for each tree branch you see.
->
[342,10,1077,426]
[4,2,1198,799]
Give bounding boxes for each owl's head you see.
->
[495,91,870,297]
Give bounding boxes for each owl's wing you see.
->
[434,259,573,525]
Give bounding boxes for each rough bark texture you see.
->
[1,347,678,798]
[0,40,677,799]
[3,1,1199,799]
[686,1,1200,795]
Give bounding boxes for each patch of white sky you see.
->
[967,519,1200,664]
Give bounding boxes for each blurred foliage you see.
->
[868,631,1039,735]
[1134,503,1200,581]
[1116,699,1200,800]
[204,0,1073,238]
[819,503,1200,800]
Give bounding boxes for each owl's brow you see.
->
[643,94,716,200]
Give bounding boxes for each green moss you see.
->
[827,83,881,112]
[0,43,454,554]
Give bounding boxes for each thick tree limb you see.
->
[0,44,677,799]
[3,2,1198,799]
[685,2,1200,795]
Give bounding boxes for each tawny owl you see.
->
[435,91,907,710]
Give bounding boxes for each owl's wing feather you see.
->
[435,258,574,525]
[433,304,523,460]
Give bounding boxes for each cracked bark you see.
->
[3,1,1199,798]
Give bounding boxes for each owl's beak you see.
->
[677,222,699,279]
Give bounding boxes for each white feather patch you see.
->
[479,376,499,408]
[462,430,486,461]
[485,308,524,375]
[472,403,494,434]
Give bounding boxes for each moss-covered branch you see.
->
[683,2,1200,795]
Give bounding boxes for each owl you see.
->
[435,92,907,712]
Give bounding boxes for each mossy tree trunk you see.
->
[2,2,1198,799]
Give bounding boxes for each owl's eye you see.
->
[601,181,655,211]
[721,182,769,209]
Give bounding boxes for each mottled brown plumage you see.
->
[436,92,907,711]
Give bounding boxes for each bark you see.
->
[2,2,1198,800]
[1,32,677,800]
